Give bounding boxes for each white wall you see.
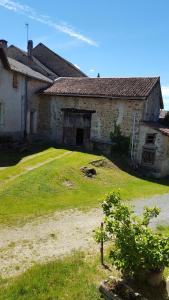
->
[0,60,26,138]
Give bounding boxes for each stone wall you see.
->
[136,124,169,177]
[38,95,145,146]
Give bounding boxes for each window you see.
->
[142,148,155,165]
[13,73,18,88]
[145,133,156,144]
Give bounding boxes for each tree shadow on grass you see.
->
[0,142,55,167]
[69,146,169,188]
[61,144,169,188]
[109,151,169,188]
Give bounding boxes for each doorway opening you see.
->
[76,128,84,146]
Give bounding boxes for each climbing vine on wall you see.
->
[110,122,130,155]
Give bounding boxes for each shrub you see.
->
[110,123,130,155]
[95,192,169,277]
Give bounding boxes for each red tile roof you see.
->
[43,77,160,99]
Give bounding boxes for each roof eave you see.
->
[40,92,147,100]
[10,67,52,83]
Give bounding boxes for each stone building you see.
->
[0,38,169,177]
[136,122,169,177]
[39,78,158,141]
[38,76,169,177]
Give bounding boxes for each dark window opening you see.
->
[145,133,156,144]
[76,128,84,146]
[142,148,155,165]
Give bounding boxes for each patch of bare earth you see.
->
[0,208,102,278]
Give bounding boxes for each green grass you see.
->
[0,252,113,300]
[156,225,169,278]
[0,248,168,300]
[0,224,169,300]
[157,225,169,237]
[0,146,169,226]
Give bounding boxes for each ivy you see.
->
[110,122,130,155]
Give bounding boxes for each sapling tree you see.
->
[95,192,169,277]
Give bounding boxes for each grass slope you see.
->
[0,249,168,300]
[0,252,112,300]
[0,147,169,226]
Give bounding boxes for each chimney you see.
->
[0,39,8,49]
[27,40,33,58]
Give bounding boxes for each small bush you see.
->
[95,191,169,277]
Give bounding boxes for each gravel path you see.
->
[133,193,169,228]
[0,208,102,278]
[0,193,169,279]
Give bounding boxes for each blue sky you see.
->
[0,0,169,108]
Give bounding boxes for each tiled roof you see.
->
[142,122,169,137]
[32,43,87,78]
[8,57,52,83]
[43,77,160,98]
[7,45,57,80]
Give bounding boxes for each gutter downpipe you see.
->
[24,76,28,138]
[131,112,136,160]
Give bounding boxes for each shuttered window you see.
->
[142,148,155,165]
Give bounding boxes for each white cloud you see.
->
[161,86,169,109]
[162,86,169,98]
[0,0,98,47]
[89,68,96,73]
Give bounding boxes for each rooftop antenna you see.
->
[25,23,29,49]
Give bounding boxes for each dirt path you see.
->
[0,193,169,279]
[0,208,102,278]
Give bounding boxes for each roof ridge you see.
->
[8,44,27,56]
[55,76,160,80]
